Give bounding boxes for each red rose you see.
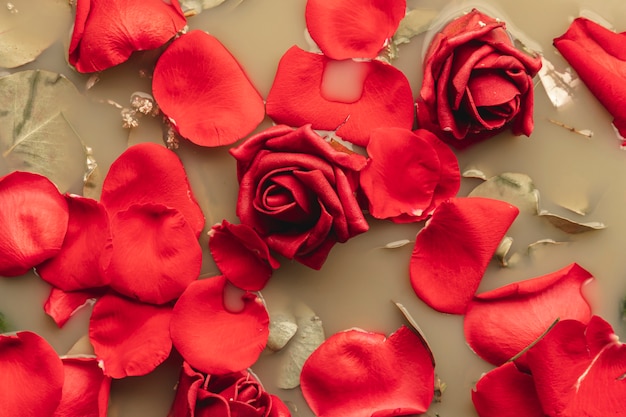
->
[168,362,291,417]
[230,124,369,270]
[417,9,542,147]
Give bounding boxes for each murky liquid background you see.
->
[2,0,626,416]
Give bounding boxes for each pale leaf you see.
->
[538,210,606,234]
[468,172,539,214]
[393,8,438,45]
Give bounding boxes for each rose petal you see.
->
[409,197,519,314]
[305,0,406,60]
[300,325,434,417]
[37,195,111,291]
[526,316,626,417]
[0,331,64,416]
[104,203,201,305]
[55,357,111,417]
[89,292,173,378]
[360,128,460,222]
[153,30,265,147]
[44,287,104,328]
[170,276,269,375]
[100,142,205,238]
[554,18,626,140]
[266,47,414,147]
[68,0,186,73]
[209,220,280,291]
[0,171,68,277]
[464,262,594,367]
[472,362,544,417]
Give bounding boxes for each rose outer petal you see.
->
[209,220,280,291]
[410,197,519,314]
[266,47,414,147]
[554,18,626,141]
[170,276,269,375]
[300,325,434,417]
[37,195,111,291]
[0,171,68,277]
[0,331,64,416]
[68,0,186,73]
[472,362,544,417]
[55,357,111,417]
[305,0,406,60]
[100,142,205,238]
[464,263,594,367]
[153,30,265,147]
[89,292,173,378]
[104,203,201,305]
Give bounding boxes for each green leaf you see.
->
[0,0,71,68]
[0,70,89,192]
[0,312,9,333]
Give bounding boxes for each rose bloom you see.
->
[417,9,542,147]
[230,124,369,270]
[168,362,291,417]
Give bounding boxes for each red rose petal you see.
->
[0,331,64,416]
[554,18,626,141]
[89,292,173,378]
[100,142,205,238]
[472,362,544,417]
[55,357,111,417]
[68,0,186,73]
[209,220,280,291]
[105,203,201,305]
[409,197,519,314]
[44,287,104,328]
[0,171,68,277]
[170,276,269,375]
[153,30,265,147]
[300,325,434,417]
[305,0,406,60]
[526,316,626,417]
[360,128,460,222]
[266,47,414,147]
[464,263,594,367]
[37,195,110,291]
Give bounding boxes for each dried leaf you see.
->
[267,313,298,352]
[495,236,514,267]
[0,0,71,68]
[538,56,580,108]
[82,146,101,199]
[462,168,488,180]
[393,301,435,366]
[383,239,412,249]
[538,210,606,234]
[0,70,89,193]
[468,172,539,214]
[276,302,325,389]
[393,8,438,45]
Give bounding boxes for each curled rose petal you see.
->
[68,0,186,73]
[526,316,626,417]
[360,128,460,222]
[305,0,406,60]
[170,276,269,375]
[55,357,111,417]
[0,331,64,416]
[464,263,594,367]
[209,220,280,291]
[410,197,519,314]
[100,143,205,238]
[104,203,201,305]
[300,326,434,417]
[37,195,111,291]
[472,362,544,417]
[153,30,265,147]
[89,292,173,378]
[554,17,626,142]
[0,171,68,277]
[44,287,104,328]
[266,47,414,147]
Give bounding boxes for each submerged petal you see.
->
[153,30,265,147]
[409,197,519,314]
[300,325,434,417]
[170,276,269,375]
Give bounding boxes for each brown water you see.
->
[2,0,626,416]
